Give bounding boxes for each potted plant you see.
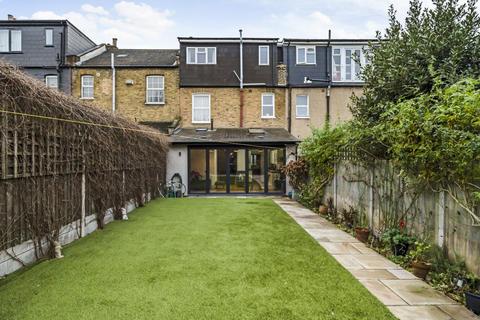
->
[382,228,415,256]
[355,226,370,243]
[408,241,432,280]
[465,291,480,315]
[318,204,328,216]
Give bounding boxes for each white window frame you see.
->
[258,45,269,66]
[192,93,211,124]
[0,29,22,52]
[261,93,275,119]
[332,46,366,82]
[186,47,217,64]
[145,75,165,105]
[295,95,309,119]
[45,75,58,89]
[10,30,21,52]
[45,29,54,46]
[296,46,316,65]
[80,75,94,99]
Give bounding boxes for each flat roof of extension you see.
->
[170,128,299,145]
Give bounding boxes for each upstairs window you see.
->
[45,75,58,89]
[0,29,22,52]
[146,76,165,104]
[296,46,315,64]
[261,93,275,118]
[332,47,366,82]
[192,94,211,123]
[296,95,309,118]
[259,45,269,65]
[81,75,94,99]
[187,47,216,64]
[45,29,53,46]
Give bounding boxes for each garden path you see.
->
[274,198,479,320]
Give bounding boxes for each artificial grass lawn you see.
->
[0,198,395,320]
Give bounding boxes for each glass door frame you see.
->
[187,145,286,195]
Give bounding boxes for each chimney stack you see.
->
[112,38,118,48]
[7,14,16,21]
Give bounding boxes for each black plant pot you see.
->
[392,243,410,256]
[465,292,480,315]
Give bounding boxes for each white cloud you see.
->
[81,4,109,16]
[29,1,176,48]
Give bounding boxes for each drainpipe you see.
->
[239,29,244,128]
[286,41,292,133]
[111,53,116,114]
[326,29,332,126]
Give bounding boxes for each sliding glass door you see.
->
[188,146,285,194]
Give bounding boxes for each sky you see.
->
[0,0,439,48]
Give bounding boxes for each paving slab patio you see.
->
[274,198,479,320]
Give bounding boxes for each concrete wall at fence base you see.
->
[323,160,480,276]
[0,200,138,277]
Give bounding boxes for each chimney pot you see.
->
[7,14,16,21]
[112,38,118,48]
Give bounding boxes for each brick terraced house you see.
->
[168,36,298,195]
[283,38,370,139]
[72,40,180,131]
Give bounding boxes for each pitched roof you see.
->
[170,128,299,145]
[79,48,179,67]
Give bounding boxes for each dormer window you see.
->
[187,47,216,64]
[296,46,315,64]
[332,46,366,82]
[259,45,269,65]
[0,29,22,52]
[45,29,53,46]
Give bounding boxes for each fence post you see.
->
[333,161,338,209]
[437,190,446,248]
[80,143,86,238]
[369,161,375,229]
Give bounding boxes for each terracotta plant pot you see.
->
[465,292,480,315]
[355,227,370,243]
[411,261,432,280]
[318,205,329,216]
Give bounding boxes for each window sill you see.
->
[296,63,316,66]
[145,102,165,106]
[0,51,23,54]
[44,45,54,48]
[296,116,310,119]
[80,97,94,100]
[192,121,211,124]
[259,64,270,66]
[261,116,276,119]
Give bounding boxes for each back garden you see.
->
[0,198,396,320]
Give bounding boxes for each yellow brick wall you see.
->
[179,87,287,129]
[71,68,180,122]
[290,87,363,140]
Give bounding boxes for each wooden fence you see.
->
[324,158,480,276]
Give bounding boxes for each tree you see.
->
[352,0,480,125]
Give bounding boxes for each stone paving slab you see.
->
[381,280,458,305]
[350,269,398,280]
[388,306,452,320]
[274,198,479,320]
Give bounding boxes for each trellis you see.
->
[0,62,168,258]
